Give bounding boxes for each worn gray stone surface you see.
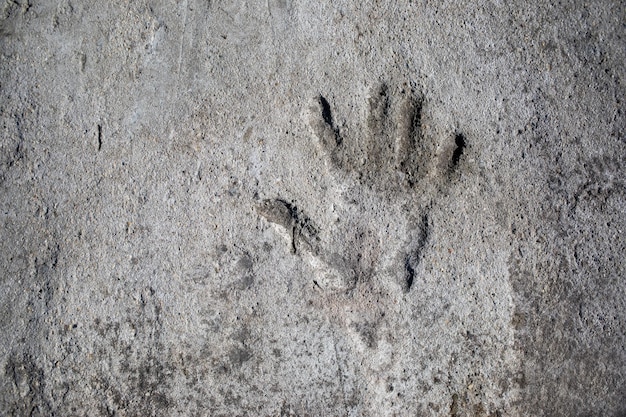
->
[1,1,625,416]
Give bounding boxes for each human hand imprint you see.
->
[258,82,466,294]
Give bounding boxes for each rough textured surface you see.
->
[1,1,625,416]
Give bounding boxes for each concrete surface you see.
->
[0,0,625,416]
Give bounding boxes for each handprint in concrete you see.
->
[259,82,466,294]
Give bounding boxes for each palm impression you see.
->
[258,82,466,294]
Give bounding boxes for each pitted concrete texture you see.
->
[1,1,625,416]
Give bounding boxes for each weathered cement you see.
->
[1,1,625,416]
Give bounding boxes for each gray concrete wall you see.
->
[1,1,625,416]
